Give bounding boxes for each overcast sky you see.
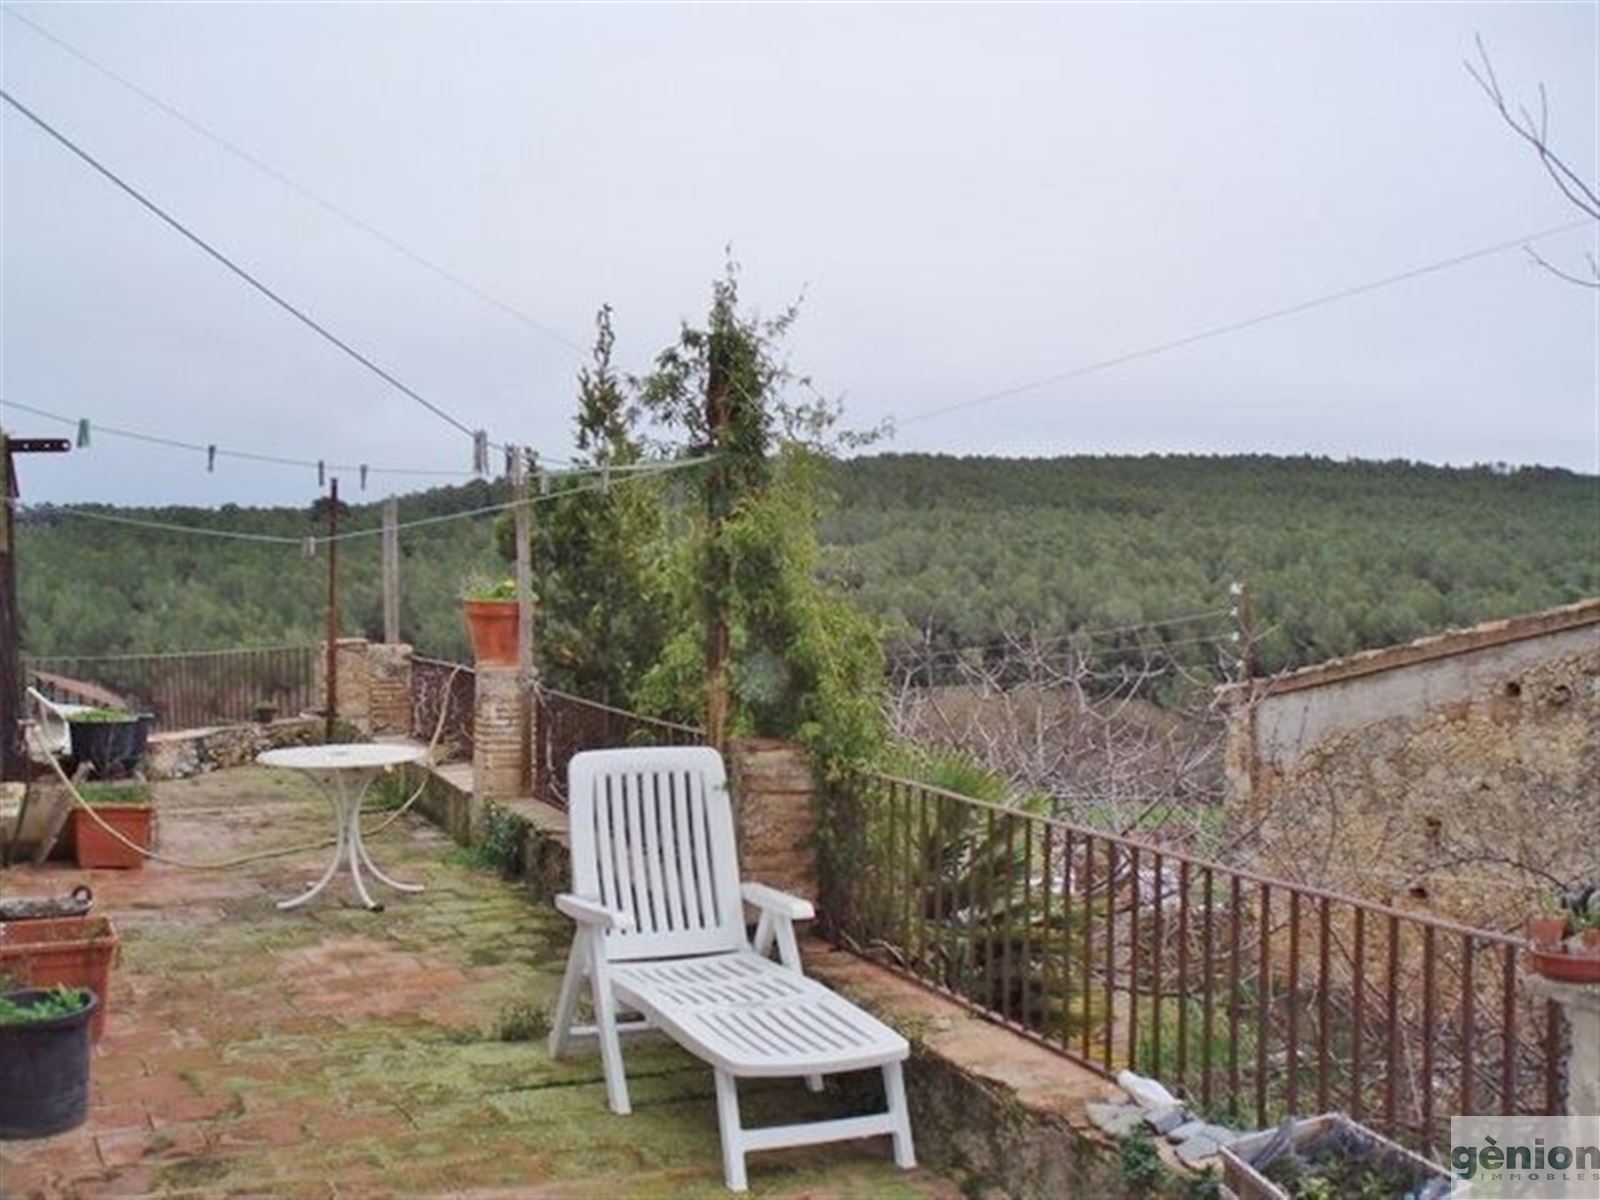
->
[2,2,1596,507]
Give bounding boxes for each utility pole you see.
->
[324,477,339,742]
[704,342,732,749]
[0,431,71,781]
[381,497,400,644]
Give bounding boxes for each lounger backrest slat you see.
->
[569,747,746,962]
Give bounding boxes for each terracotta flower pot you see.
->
[1528,946,1600,984]
[1526,916,1569,948]
[1580,928,1600,955]
[73,806,153,871]
[0,917,118,1040]
[463,599,519,666]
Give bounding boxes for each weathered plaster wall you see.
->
[1222,603,1598,924]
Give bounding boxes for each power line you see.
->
[896,218,1596,427]
[895,607,1234,667]
[3,8,586,357]
[20,453,716,546]
[0,86,500,450]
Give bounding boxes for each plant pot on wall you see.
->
[463,599,519,666]
[0,987,98,1139]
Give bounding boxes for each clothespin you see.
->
[600,460,611,495]
[472,430,489,476]
[302,536,317,558]
[76,419,91,448]
[318,460,326,487]
[359,464,369,491]
[207,444,217,472]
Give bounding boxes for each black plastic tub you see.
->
[67,714,151,779]
[0,988,99,1139]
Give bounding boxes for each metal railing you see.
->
[24,646,318,731]
[411,657,476,760]
[534,688,703,809]
[818,768,1562,1158]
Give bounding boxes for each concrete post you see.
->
[1524,973,1600,1117]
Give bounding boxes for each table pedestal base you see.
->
[278,768,423,912]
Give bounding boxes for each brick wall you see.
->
[472,665,526,807]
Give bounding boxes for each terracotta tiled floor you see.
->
[0,767,958,1198]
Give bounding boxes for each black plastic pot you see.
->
[0,988,99,1139]
[67,714,151,779]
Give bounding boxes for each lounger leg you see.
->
[548,929,587,1060]
[714,1069,747,1193]
[883,1061,916,1169]
[589,948,631,1115]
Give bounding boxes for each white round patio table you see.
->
[257,743,425,912]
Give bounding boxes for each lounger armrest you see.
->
[740,882,815,922]
[556,894,635,932]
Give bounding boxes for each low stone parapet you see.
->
[145,717,321,781]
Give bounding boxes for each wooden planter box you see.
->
[1220,1113,1447,1200]
[0,916,119,1040]
[73,805,154,870]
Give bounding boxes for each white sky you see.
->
[2,1,1596,506]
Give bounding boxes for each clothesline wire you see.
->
[1,397,580,477]
[21,453,716,547]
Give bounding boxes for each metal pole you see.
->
[0,435,21,780]
[325,477,339,741]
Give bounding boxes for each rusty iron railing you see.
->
[534,688,703,810]
[24,646,318,731]
[818,768,1563,1158]
[411,657,476,761]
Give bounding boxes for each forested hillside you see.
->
[18,454,1596,674]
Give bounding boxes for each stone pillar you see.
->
[472,665,526,813]
[1524,973,1600,1116]
[366,643,414,735]
[315,638,372,733]
[729,737,818,902]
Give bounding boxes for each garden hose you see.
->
[27,664,465,872]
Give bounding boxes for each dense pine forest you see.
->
[17,454,1596,675]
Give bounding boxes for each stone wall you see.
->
[145,716,322,781]
[1219,600,1598,925]
[729,737,819,902]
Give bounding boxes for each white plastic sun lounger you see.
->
[548,746,915,1192]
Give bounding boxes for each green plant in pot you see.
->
[72,782,155,871]
[1527,883,1600,984]
[65,707,151,779]
[0,985,97,1139]
[461,574,523,666]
